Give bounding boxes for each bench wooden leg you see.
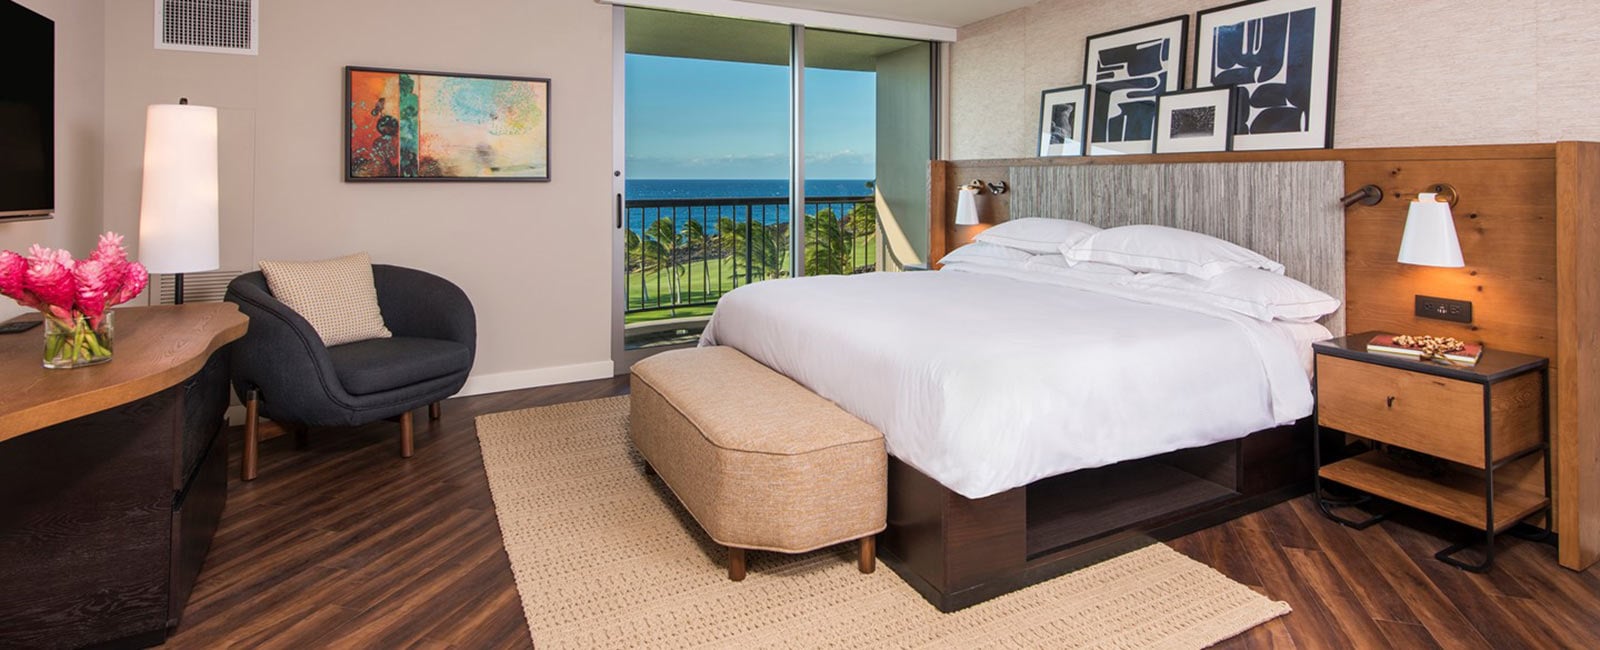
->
[242,390,260,481]
[728,547,746,581]
[400,411,414,458]
[429,401,442,421]
[859,536,876,574]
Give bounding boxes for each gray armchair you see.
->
[224,264,476,480]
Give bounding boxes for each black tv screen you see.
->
[0,0,54,219]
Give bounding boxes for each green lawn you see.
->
[625,234,876,324]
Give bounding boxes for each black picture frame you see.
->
[344,65,552,182]
[1154,86,1237,154]
[1082,15,1190,156]
[1037,84,1090,157]
[1194,0,1340,151]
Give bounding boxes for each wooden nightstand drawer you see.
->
[1316,355,1542,467]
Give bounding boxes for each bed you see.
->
[703,160,1348,610]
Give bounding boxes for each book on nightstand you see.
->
[1366,333,1483,366]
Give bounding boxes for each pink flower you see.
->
[91,232,128,266]
[24,251,77,312]
[74,259,112,323]
[0,250,31,305]
[110,262,149,307]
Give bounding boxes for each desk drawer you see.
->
[1317,355,1485,466]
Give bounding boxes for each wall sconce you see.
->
[955,179,1008,226]
[1398,189,1464,268]
[1340,184,1383,207]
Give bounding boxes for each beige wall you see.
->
[0,0,104,321]
[101,0,617,391]
[951,0,1600,159]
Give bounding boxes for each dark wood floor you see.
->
[167,377,1600,649]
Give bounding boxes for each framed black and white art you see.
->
[1155,87,1236,153]
[1083,16,1189,156]
[1195,0,1340,151]
[1037,84,1089,157]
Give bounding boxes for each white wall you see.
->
[100,0,618,392]
[951,0,1600,159]
[0,0,103,321]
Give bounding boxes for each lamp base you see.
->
[173,273,185,305]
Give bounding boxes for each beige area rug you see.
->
[476,396,1290,649]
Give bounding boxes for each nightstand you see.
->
[1312,331,1550,572]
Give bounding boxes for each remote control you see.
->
[0,320,42,334]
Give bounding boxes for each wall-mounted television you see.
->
[0,0,54,220]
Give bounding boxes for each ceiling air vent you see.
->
[154,0,258,55]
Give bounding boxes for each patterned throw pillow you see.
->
[259,252,392,346]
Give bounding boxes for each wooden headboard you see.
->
[1006,162,1345,333]
[928,143,1600,571]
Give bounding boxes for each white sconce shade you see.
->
[139,102,220,274]
[1397,192,1464,268]
[955,187,979,226]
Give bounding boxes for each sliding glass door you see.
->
[613,9,936,364]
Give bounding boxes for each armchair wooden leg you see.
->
[429,401,442,421]
[243,389,260,481]
[400,410,414,458]
[728,547,746,582]
[858,535,876,574]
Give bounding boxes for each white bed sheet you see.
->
[699,265,1324,499]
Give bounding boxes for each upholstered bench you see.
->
[628,346,887,581]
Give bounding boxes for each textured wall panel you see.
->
[1010,162,1346,333]
[952,0,1600,158]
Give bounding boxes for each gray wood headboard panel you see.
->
[1009,162,1346,334]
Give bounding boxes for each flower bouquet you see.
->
[0,233,149,368]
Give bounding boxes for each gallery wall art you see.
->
[345,66,551,182]
[1038,85,1089,157]
[1194,0,1339,151]
[1083,16,1189,156]
[1154,86,1236,153]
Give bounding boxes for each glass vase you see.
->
[43,311,114,369]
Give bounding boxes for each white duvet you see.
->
[699,265,1323,500]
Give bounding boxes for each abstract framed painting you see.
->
[1155,87,1236,153]
[1083,16,1188,156]
[345,66,551,182]
[1038,84,1089,157]
[1194,0,1339,151]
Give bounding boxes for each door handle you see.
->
[615,193,623,229]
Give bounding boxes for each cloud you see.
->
[627,150,874,179]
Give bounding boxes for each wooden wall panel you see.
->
[930,143,1599,570]
[1343,159,1558,360]
[1556,141,1600,569]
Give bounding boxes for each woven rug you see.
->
[476,396,1290,649]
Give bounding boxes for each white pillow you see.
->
[938,241,1035,269]
[1026,254,1135,279]
[1134,268,1340,322]
[976,218,1102,254]
[1063,225,1284,279]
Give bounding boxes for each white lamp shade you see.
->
[1397,192,1464,268]
[139,103,220,274]
[955,187,979,226]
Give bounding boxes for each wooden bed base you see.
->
[879,420,1315,612]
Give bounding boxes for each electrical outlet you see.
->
[1415,295,1473,323]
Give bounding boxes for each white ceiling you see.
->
[740,0,1037,28]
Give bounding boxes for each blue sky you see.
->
[626,54,875,180]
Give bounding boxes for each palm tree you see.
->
[644,217,683,305]
[805,208,850,276]
[681,219,709,303]
[717,215,742,281]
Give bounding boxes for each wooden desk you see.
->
[0,304,248,649]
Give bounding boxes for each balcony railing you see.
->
[625,195,878,320]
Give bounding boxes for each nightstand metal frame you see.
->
[1313,360,1552,574]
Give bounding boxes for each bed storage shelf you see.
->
[881,420,1312,612]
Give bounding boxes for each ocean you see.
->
[625,179,873,234]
